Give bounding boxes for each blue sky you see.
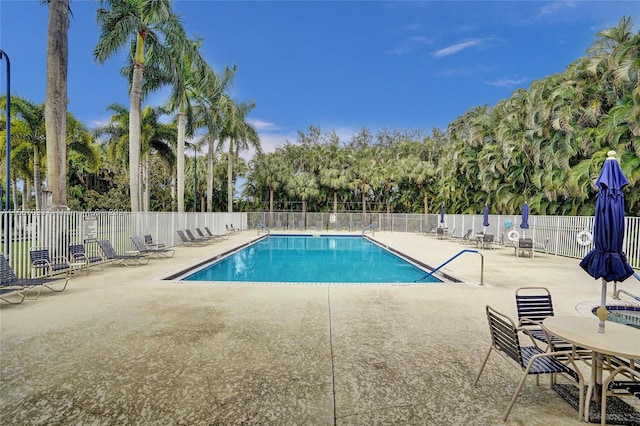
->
[1,1,639,154]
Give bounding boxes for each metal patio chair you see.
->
[474,305,587,421]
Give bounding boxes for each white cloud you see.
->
[432,38,486,58]
[248,118,277,131]
[538,1,577,18]
[385,36,432,56]
[484,77,529,87]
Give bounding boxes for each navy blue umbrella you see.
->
[440,205,445,225]
[482,205,489,233]
[579,151,634,333]
[519,202,529,230]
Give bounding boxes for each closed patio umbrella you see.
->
[519,202,529,237]
[579,151,634,333]
[440,205,445,227]
[482,205,489,233]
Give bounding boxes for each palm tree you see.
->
[190,66,235,212]
[44,0,70,210]
[249,152,290,226]
[218,100,261,212]
[95,103,176,211]
[94,0,204,211]
[6,98,47,209]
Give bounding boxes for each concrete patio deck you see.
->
[1,231,639,425]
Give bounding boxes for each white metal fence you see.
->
[248,211,640,270]
[1,210,246,278]
[2,210,638,279]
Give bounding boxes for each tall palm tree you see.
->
[94,0,204,211]
[218,100,261,212]
[95,103,176,211]
[7,98,47,209]
[44,0,70,210]
[192,66,235,212]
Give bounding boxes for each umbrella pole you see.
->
[597,278,608,334]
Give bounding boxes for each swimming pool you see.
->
[181,235,441,283]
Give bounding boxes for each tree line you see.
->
[1,6,638,218]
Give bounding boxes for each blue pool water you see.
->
[182,235,440,283]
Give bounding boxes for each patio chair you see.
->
[315,220,323,230]
[600,365,640,425]
[515,238,534,258]
[230,224,240,232]
[144,234,165,248]
[480,233,495,249]
[29,247,71,278]
[474,305,586,421]
[334,221,341,231]
[460,229,473,242]
[130,235,175,258]
[97,240,150,267]
[1,253,68,299]
[69,243,103,274]
[515,287,573,353]
[204,226,229,240]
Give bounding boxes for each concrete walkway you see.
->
[1,231,639,425]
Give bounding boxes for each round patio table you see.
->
[543,315,640,422]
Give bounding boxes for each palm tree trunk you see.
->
[143,156,150,211]
[333,190,338,215]
[129,62,144,212]
[361,186,367,224]
[33,145,42,210]
[21,180,27,210]
[206,135,214,212]
[177,112,186,213]
[269,187,274,227]
[45,0,69,210]
[227,139,234,213]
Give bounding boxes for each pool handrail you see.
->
[257,222,270,235]
[362,223,376,236]
[613,288,640,303]
[415,249,484,286]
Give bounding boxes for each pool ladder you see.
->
[415,249,484,286]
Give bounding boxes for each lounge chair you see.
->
[130,235,175,258]
[230,224,240,232]
[195,228,223,242]
[515,287,573,353]
[474,305,586,421]
[29,247,71,278]
[1,253,68,299]
[97,240,150,266]
[69,243,103,274]
[204,226,228,240]
[0,285,26,304]
[185,229,213,244]
[144,234,165,248]
[176,230,208,246]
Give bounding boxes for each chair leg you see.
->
[474,346,494,386]
[503,371,530,421]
